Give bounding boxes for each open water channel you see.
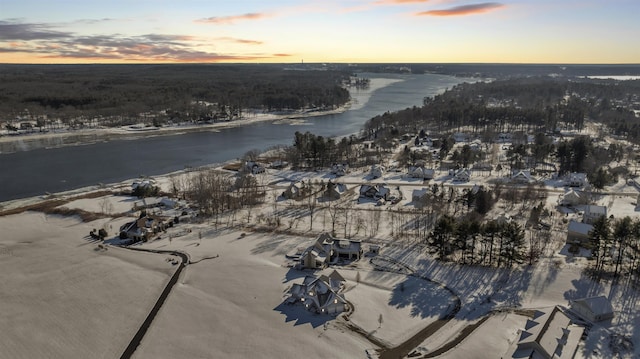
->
[0,73,473,202]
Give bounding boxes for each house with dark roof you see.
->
[408,166,435,180]
[300,232,362,269]
[119,214,171,241]
[287,270,348,314]
[359,184,390,201]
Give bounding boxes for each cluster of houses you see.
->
[284,233,371,315]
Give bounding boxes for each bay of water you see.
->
[0,73,470,202]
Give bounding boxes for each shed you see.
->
[570,296,614,323]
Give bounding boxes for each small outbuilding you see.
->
[566,220,593,245]
[570,296,614,323]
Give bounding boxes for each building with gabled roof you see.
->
[583,205,607,225]
[559,189,588,207]
[359,184,390,201]
[287,270,348,314]
[450,168,472,182]
[566,220,593,245]
[566,172,588,188]
[408,166,435,180]
[570,296,614,323]
[510,306,584,359]
[299,232,362,269]
[511,170,535,184]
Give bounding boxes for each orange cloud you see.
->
[416,2,504,16]
[195,12,271,25]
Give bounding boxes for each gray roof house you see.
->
[570,296,614,323]
[288,270,348,315]
[510,307,584,359]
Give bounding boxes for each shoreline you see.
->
[0,105,352,155]
[0,75,406,155]
[0,75,407,207]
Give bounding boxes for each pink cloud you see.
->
[416,2,505,16]
[195,12,271,25]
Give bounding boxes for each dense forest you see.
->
[363,77,640,144]
[0,64,351,128]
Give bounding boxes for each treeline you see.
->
[286,131,384,169]
[0,64,350,127]
[363,77,640,144]
[428,215,529,267]
[589,216,640,279]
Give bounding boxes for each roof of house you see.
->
[562,189,582,201]
[328,270,346,283]
[567,220,593,236]
[515,307,583,359]
[412,188,429,199]
[585,205,607,216]
[512,170,533,182]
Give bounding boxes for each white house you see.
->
[570,296,614,323]
[511,170,535,184]
[566,220,593,245]
[288,271,348,315]
[559,189,587,207]
[583,205,607,225]
[566,172,588,188]
[510,306,584,359]
[450,168,472,182]
[408,166,435,180]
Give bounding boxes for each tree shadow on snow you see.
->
[388,276,454,319]
[563,272,606,301]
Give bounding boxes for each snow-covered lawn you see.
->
[0,212,175,359]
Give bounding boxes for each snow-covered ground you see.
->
[2,126,640,358]
[0,212,176,359]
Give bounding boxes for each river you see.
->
[0,73,471,202]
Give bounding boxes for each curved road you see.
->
[117,246,190,359]
[368,255,462,359]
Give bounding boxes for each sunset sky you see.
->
[1,0,639,64]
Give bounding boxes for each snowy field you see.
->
[0,212,176,359]
[2,128,640,358]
